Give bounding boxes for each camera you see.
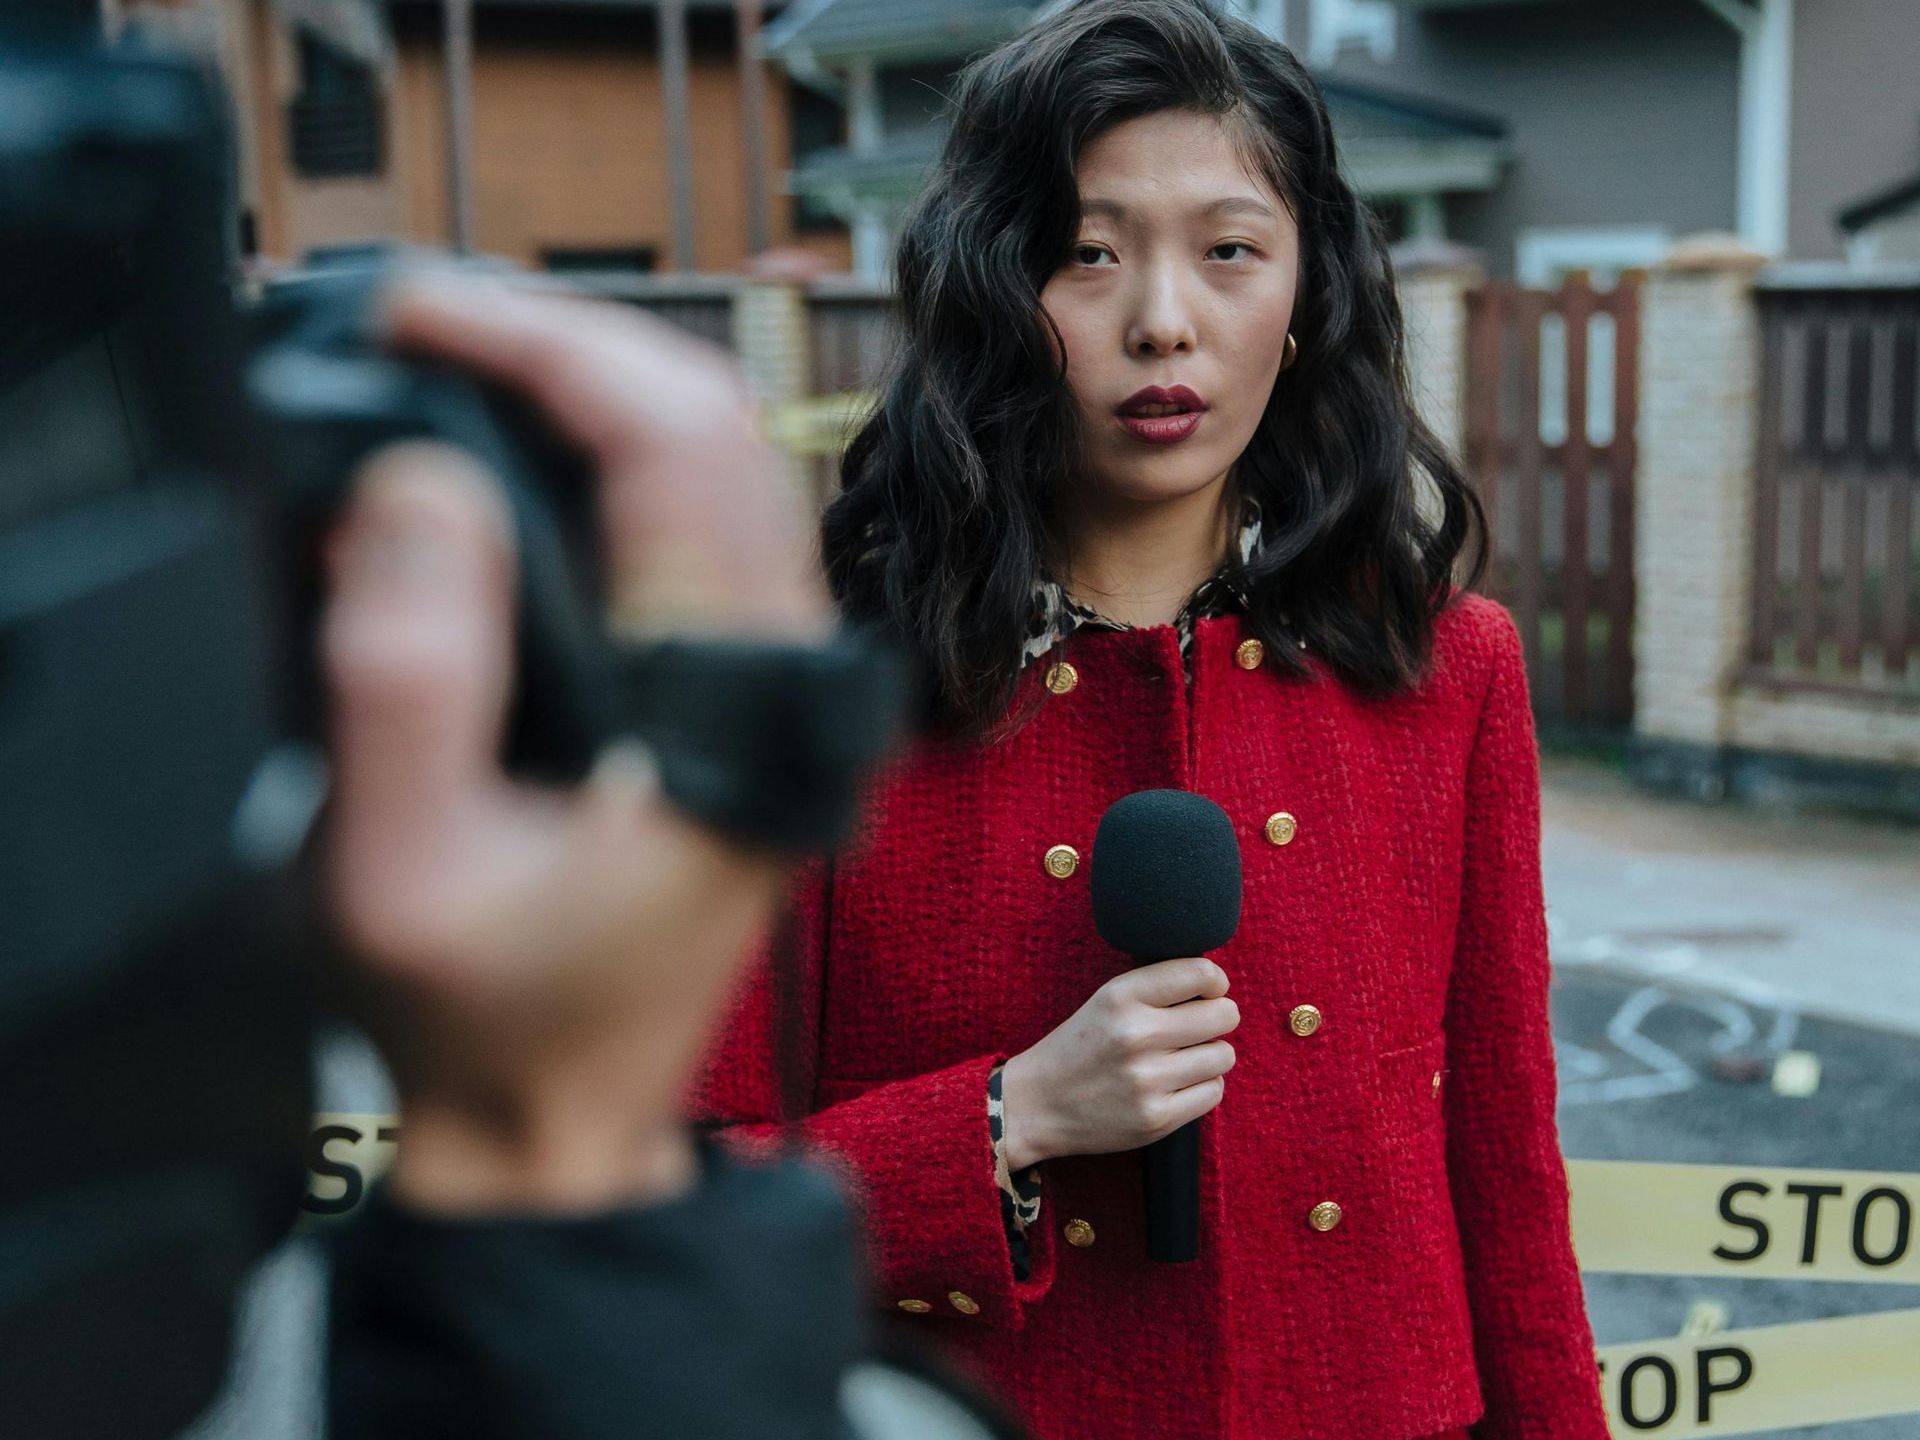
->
[0,39,906,1439]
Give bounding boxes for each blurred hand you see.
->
[320,277,833,1216]
[997,958,1239,1172]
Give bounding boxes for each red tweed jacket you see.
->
[690,592,1607,1440]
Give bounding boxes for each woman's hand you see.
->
[996,958,1239,1171]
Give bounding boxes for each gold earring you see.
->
[1279,332,1298,372]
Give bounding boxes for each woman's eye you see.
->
[1210,242,1255,262]
[1072,244,1114,266]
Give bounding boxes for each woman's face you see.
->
[1039,108,1300,508]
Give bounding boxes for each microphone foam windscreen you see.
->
[1089,789,1243,961]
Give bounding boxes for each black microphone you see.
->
[1089,790,1243,1263]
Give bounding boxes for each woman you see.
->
[692,3,1607,1437]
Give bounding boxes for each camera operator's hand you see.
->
[321,278,833,1217]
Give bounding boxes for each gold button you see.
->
[1043,843,1080,880]
[1288,1004,1323,1038]
[948,1291,980,1315]
[1264,811,1297,846]
[898,1299,932,1313]
[1432,1070,1444,1099]
[1044,661,1079,696]
[1309,1201,1344,1233]
[1235,638,1265,670]
[1064,1218,1096,1248]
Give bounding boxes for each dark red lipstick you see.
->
[1115,384,1208,445]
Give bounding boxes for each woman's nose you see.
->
[1126,265,1197,356]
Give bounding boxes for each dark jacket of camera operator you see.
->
[326,1139,863,1440]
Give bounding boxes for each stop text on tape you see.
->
[1595,1308,1920,1436]
[1569,1159,1920,1283]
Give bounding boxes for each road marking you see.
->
[1555,930,1802,1108]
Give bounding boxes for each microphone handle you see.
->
[1142,1120,1201,1263]
[1135,947,1204,1264]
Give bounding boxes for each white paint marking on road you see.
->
[1557,961,1804,1109]
[1556,1040,1616,1081]
[1582,985,1702,1104]
[1554,929,1805,1109]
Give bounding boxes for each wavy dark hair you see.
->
[822,0,1487,740]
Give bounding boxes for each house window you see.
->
[287,31,383,179]
[1308,0,1395,64]
[1515,227,1670,291]
[1228,0,1287,39]
[541,246,659,276]
[788,85,847,234]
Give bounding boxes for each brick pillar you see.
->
[1392,238,1484,464]
[1629,233,1770,798]
[733,248,830,507]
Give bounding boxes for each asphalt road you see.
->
[1558,969,1920,1440]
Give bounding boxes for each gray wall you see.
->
[1306,0,1741,276]
[1789,0,1920,259]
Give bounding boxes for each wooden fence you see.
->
[570,272,736,348]
[1747,278,1920,698]
[803,279,896,499]
[1464,274,1641,731]
[807,279,897,393]
[575,273,898,390]
[578,273,897,502]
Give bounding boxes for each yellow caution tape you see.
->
[300,1112,399,1222]
[1596,1308,1920,1436]
[295,1131,1920,1432]
[1569,1159,1920,1284]
[764,391,877,458]
[300,1133,1920,1291]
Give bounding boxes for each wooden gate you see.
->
[1465,275,1641,732]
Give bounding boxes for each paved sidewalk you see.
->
[1540,755,1920,1037]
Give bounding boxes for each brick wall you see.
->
[1633,236,1766,748]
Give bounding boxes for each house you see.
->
[1311,0,1920,280]
[128,0,1920,286]
[766,0,1512,279]
[764,0,1039,276]
[125,0,855,273]
[769,0,1920,283]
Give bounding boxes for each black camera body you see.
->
[0,45,640,1440]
